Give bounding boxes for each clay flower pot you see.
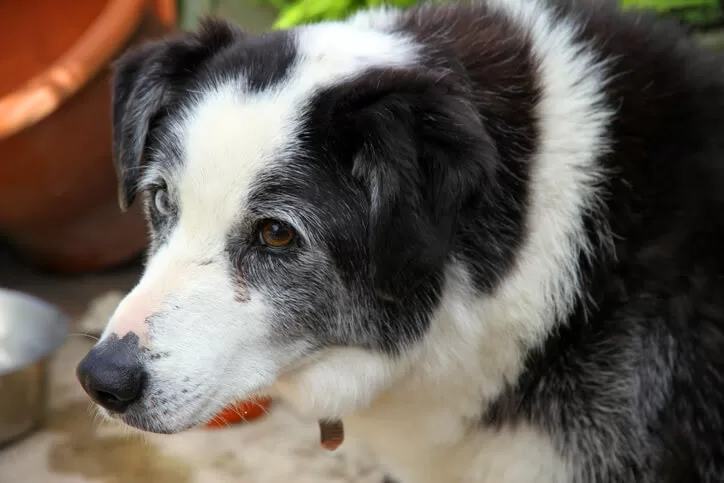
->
[0,0,177,273]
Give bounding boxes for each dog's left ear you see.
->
[323,67,499,301]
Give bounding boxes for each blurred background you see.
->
[0,0,722,482]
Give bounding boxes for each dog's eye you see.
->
[153,189,172,215]
[259,220,296,248]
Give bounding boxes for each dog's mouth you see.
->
[98,401,346,453]
[96,389,347,451]
[95,407,194,435]
[123,414,191,435]
[120,410,212,435]
[93,387,225,435]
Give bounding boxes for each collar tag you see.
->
[319,419,344,451]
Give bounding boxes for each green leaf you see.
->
[621,0,717,10]
[271,0,428,28]
[273,0,356,28]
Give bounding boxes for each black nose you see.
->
[76,333,145,413]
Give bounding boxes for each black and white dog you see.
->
[76,0,724,481]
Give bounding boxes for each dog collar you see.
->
[319,419,344,451]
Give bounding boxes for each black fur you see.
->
[236,63,504,353]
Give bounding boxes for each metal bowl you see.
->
[0,288,68,446]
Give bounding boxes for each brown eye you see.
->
[259,220,296,248]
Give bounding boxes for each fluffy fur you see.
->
[76,1,724,481]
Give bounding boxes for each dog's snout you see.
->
[76,333,145,413]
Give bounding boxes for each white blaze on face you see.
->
[101,84,299,346]
[100,25,420,350]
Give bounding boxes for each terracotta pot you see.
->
[0,0,177,274]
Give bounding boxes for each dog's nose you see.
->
[76,334,145,413]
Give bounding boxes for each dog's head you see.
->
[76,18,498,433]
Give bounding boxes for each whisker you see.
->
[68,332,100,342]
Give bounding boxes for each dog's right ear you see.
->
[112,40,169,211]
[112,18,245,210]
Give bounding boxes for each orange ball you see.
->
[204,397,273,429]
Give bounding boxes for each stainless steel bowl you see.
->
[0,288,68,446]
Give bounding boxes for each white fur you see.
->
[100,286,158,344]
[347,6,403,31]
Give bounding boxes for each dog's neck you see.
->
[271,245,592,483]
[336,263,574,482]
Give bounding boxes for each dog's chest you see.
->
[345,400,571,483]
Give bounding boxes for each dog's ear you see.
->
[112,18,245,210]
[324,68,499,301]
[112,41,170,211]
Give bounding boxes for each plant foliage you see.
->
[261,0,722,34]
[270,0,421,28]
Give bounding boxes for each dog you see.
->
[76,0,724,481]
